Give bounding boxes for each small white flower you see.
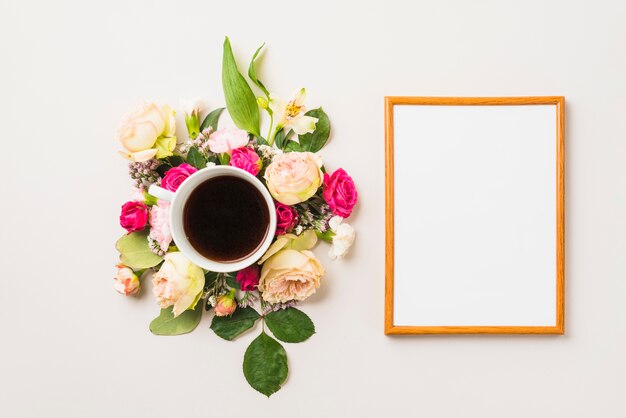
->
[328,216,355,260]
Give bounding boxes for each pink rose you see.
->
[275,203,299,235]
[119,201,149,232]
[236,265,260,291]
[161,163,198,192]
[323,168,358,218]
[207,127,249,155]
[230,147,262,176]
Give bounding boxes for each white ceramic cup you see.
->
[148,165,276,272]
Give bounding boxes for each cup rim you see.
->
[168,165,277,272]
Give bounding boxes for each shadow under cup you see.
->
[182,175,271,264]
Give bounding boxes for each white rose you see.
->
[118,102,176,162]
[328,216,355,260]
[151,252,204,316]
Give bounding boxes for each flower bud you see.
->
[214,289,237,317]
[114,264,140,296]
[257,97,269,109]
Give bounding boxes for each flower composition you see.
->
[113,38,357,397]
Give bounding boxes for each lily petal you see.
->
[289,115,318,135]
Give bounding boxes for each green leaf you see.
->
[205,271,219,288]
[200,107,225,132]
[296,108,331,152]
[166,155,185,167]
[186,146,206,169]
[225,274,239,290]
[243,332,288,397]
[247,43,270,98]
[116,230,163,269]
[265,308,315,343]
[222,37,260,136]
[211,307,260,341]
[275,129,286,149]
[149,303,203,336]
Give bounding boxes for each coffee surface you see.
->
[183,176,269,262]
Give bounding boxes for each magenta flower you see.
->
[275,202,299,235]
[236,265,260,291]
[161,163,198,192]
[230,147,262,176]
[119,201,149,232]
[323,168,358,218]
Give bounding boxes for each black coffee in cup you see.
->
[183,175,270,263]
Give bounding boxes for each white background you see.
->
[394,105,557,326]
[1,0,625,417]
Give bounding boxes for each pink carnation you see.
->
[207,127,249,155]
[119,201,148,232]
[323,168,358,218]
[230,147,262,176]
[236,265,260,291]
[162,163,197,192]
[149,200,172,252]
[275,203,299,235]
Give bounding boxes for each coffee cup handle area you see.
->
[148,184,175,202]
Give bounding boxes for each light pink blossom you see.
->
[207,127,249,154]
[149,200,172,252]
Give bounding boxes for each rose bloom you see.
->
[275,203,298,235]
[119,201,149,232]
[152,252,205,317]
[118,102,175,162]
[149,200,172,252]
[259,249,325,303]
[207,127,249,155]
[113,264,140,296]
[230,147,262,176]
[264,152,323,205]
[323,168,358,218]
[236,265,260,291]
[161,163,198,192]
[328,216,355,260]
[214,290,237,316]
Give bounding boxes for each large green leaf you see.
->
[200,107,225,132]
[210,307,260,341]
[247,43,270,98]
[116,230,163,269]
[149,303,203,336]
[222,37,260,136]
[243,332,288,397]
[265,308,315,343]
[295,108,331,152]
[186,146,206,169]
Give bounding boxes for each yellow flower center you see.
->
[285,101,302,119]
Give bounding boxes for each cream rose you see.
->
[152,252,204,317]
[264,152,323,205]
[259,249,325,303]
[113,264,140,296]
[118,102,176,162]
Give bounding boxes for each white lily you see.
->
[270,88,318,135]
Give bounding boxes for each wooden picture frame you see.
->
[385,96,565,335]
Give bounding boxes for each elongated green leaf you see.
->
[186,146,206,169]
[211,307,260,341]
[200,107,225,132]
[149,304,203,336]
[248,43,270,98]
[116,230,163,269]
[296,108,331,152]
[243,332,288,397]
[222,37,260,136]
[265,308,315,343]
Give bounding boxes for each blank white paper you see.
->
[393,104,557,326]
